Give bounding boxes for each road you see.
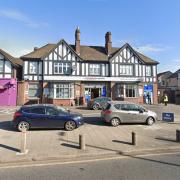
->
[0,153,180,180]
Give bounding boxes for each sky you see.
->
[0,0,180,73]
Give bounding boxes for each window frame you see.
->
[29,61,38,74]
[89,64,101,76]
[0,59,4,73]
[146,66,152,77]
[119,65,134,76]
[54,62,71,75]
[28,83,40,98]
[53,83,74,99]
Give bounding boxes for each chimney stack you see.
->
[34,47,38,51]
[75,27,80,55]
[105,31,112,56]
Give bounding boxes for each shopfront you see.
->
[0,78,17,106]
[83,82,107,103]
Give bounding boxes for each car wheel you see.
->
[110,118,120,127]
[65,121,76,131]
[17,121,30,132]
[146,117,154,126]
[92,104,99,110]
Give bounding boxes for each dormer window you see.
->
[29,62,38,74]
[54,62,71,74]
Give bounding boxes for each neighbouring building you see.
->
[157,69,180,104]
[0,49,22,106]
[20,28,159,106]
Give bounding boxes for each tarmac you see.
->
[0,104,180,167]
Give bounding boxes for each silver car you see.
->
[101,101,157,126]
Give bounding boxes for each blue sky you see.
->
[0,0,180,73]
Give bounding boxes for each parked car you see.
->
[87,97,111,110]
[101,101,157,126]
[12,104,84,131]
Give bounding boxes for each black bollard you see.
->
[132,132,137,145]
[79,134,85,150]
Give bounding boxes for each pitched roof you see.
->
[168,69,180,79]
[0,49,23,67]
[21,44,56,59]
[70,45,119,61]
[21,42,158,64]
[157,71,172,78]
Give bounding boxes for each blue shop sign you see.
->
[102,86,106,97]
[162,113,174,122]
[144,84,153,92]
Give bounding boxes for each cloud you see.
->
[0,9,48,28]
[136,44,167,53]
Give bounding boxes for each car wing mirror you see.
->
[139,109,144,113]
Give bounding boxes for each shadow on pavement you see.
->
[61,143,79,149]
[0,144,19,152]
[155,137,177,143]
[84,116,107,126]
[0,121,16,132]
[112,140,132,145]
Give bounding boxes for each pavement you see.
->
[0,104,180,166]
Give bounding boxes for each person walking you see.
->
[164,94,168,106]
[147,92,151,105]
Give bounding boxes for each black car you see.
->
[87,97,111,110]
[12,104,84,131]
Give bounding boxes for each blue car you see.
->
[12,104,84,131]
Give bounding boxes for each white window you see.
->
[119,65,133,75]
[89,64,100,75]
[53,83,74,99]
[54,62,71,74]
[116,84,138,98]
[29,84,39,97]
[146,66,152,76]
[0,60,3,73]
[29,62,38,74]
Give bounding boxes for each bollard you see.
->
[132,132,137,145]
[176,130,180,142]
[79,134,85,150]
[17,129,28,155]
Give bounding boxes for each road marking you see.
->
[0,151,180,169]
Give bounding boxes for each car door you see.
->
[25,107,46,128]
[117,104,134,123]
[132,105,147,123]
[44,107,67,128]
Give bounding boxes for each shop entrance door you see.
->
[91,88,100,99]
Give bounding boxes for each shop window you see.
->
[54,83,74,99]
[146,66,152,76]
[0,60,3,73]
[119,65,133,75]
[54,62,71,74]
[116,84,138,98]
[29,62,38,74]
[89,64,100,75]
[29,84,40,97]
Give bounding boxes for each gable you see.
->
[43,40,82,62]
[110,44,144,64]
